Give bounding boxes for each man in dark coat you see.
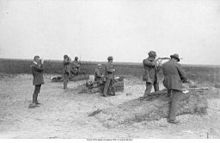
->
[143,51,159,96]
[103,56,116,97]
[71,56,80,76]
[162,53,188,124]
[63,55,71,89]
[30,55,44,108]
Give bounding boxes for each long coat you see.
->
[63,58,71,74]
[143,57,157,84]
[162,60,187,91]
[31,63,44,85]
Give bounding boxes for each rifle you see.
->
[155,57,170,71]
[156,57,183,62]
[156,57,170,62]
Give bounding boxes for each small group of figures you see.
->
[29,55,80,108]
[29,55,116,108]
[63,55,81,89]
[29,51,192,124]
[84,56,117,96]
[143,51,193,124]
[63,55,117,97]
[86,58,121,95]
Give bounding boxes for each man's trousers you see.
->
[33,84,41,103]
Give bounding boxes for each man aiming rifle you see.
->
[142,51,160,96]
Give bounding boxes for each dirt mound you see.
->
[91,89,208,128]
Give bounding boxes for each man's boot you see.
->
[168,120,180,124]
[29,94,38,108]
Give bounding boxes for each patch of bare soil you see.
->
[0,74,220,139]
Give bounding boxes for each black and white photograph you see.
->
[0,0,220,140]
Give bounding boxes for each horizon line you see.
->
[0,58,220,68]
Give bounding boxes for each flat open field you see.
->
[0,74,220,139]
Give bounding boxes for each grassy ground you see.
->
[1,58,220,83]
[0,74,220,139]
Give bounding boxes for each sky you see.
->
[0,0,220,65]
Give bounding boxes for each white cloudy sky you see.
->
[0,0,220,65]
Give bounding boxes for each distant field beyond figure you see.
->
[0,58,220,84]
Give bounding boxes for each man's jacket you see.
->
[143,57,157,84]
[162,60,187,91]
[63,58,71,74]
[104,62,115,79]
[31,62,44,85]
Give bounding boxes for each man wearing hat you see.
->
[29,55,44,108]
[63,55,71,89]
[71,56,80,76]
[162,53,188,124]
[103,56,116,97]
[143,51,159,96]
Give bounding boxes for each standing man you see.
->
[143,51,159,96]
[29,55,44,108]
[71,56,80,76]
[103,56,116,97]
[162,54,188,124]
[63,55,71,89]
